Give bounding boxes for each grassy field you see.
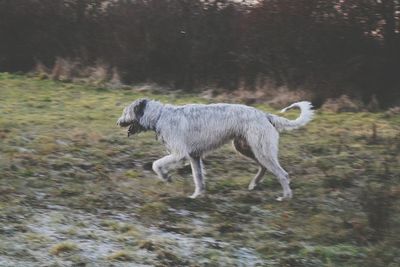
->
[0,73,399,267]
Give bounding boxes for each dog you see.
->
[117,98,314,200]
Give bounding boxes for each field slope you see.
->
[0,73,399,266]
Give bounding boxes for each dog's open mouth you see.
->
[127,121,145,137]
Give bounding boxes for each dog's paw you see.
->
[162,177,172,183]
[157,173,172,183]
[164,175,172,183]
[276,192,293,202]
[248,183,258,191]
[276,196,292,201]
[189,191,205,199]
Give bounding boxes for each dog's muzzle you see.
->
[117,117,144,137]
[116,117,131,127]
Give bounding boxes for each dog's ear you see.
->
[134,98,148,118]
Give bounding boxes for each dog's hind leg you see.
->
[152,154,183,182]
[263,158,292,201]
[257,156,292,201]
[188,155,205,199]
[246,131,292,201]
[233,138,266,190]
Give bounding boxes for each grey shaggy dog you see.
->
[117,98,314,200]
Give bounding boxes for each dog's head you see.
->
[117,98,148,136]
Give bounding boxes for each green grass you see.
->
[0,73,399,266]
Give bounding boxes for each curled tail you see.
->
[268,101,314,132]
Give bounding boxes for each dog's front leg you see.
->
[188,156,205,198]
[152,154,181,182]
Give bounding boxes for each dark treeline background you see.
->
[0,0,399,106]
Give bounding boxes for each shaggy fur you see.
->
[117,98,314,199]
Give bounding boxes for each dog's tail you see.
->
[268,101,314,132]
